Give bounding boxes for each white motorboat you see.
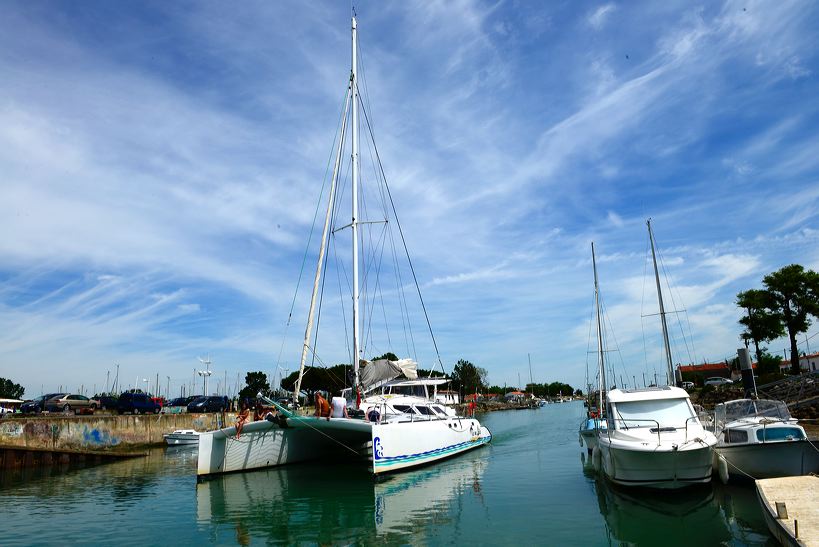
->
[597,386,716,488]
[713,398,815,481]
[197,16,490,478]
[595,223,716,488]
[164,429,201,446]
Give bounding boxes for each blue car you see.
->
[186,396,227,413]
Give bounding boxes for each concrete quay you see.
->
[0,412,236,452]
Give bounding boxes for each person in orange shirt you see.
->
[314,392,331,419]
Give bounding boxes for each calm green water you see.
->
[0,402,775,546]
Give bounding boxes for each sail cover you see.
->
[359,358,418,388]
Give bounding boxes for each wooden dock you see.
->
[756,476,819,547]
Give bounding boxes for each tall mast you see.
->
[647,219,674,386]
[293,88,351,403]
[592,242,606,415]
[351,16,361,396]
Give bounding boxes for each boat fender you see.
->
[717,454,729,485]
[592,446,602,472]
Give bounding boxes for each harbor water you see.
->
[0,401,776,546]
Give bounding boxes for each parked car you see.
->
[681,381,695,390]
[45,394,100,414]
[704,377,733,387]
[21,393,65,414]
[117,392,161,415]
[96,395,119,410]
[167,396,199,408]
[187,396,227,413]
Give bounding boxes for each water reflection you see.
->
[196,453,487,544]
[592,476,777,546]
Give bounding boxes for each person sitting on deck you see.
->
[314,392,331,419]
[330,393,349,420]
[235,401,250,439]
[253,401,275,421]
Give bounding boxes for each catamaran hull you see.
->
[371,418,491,474]
[714,440,817,480]
[599,440,714,489]
[197,416,491,478]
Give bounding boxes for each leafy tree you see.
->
[239,371,271,400]
[0,378,25,399]
[756,349,783,376]
[371,352,399,361]
[762,265,819,374]
[451,359,487,394]
[736,289,784,361]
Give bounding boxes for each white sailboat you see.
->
[197,16,490,478]
[595,220,717,488]
[579,242,607,453]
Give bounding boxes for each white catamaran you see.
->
[197,16,491,478]
[595,220,717,488]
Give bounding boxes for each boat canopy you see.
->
[606,386,690,403]
[715,399,792,425]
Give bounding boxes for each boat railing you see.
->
[683,415,704,442]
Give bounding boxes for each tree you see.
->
[0,378,25,399]
[451,359,486,394]
[239,371,270,400]
[762,265,819,374]
[736,289,784,361]
[371,352,399,361]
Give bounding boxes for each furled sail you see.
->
[359,358,418,389]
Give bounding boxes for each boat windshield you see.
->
[386,384,428,398]
[716,399,791,425]
[756,427,805,442]
[612,398,695,429]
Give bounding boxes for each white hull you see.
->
[164,429,200,446]
[715,440,816,479]
[599,435,714,489]
[197,415,491,477]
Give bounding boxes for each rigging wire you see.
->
[357,89,447,375]
[274,85,351,373]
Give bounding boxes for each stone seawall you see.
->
[0,413,237,451]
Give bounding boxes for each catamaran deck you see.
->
[756,475,819,547]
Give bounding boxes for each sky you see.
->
[2,0,819,399]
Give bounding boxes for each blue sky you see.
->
[2,1,819,398]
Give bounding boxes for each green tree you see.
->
[451,359,486,394]
[0,378,25,399]
[756,349,783,376]
[762,265,819,374]
[371,352,399,361]
[736,289,784,361]
[239,371,271,400]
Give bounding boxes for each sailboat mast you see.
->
[592,242,606,414]
[351,16,361,396]
[647,219,675,386]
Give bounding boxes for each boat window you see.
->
[393,404,415,414]
[612,399,695,429]
[388,385,428,398]
[414,405,434,415]
[724,429,748,443]
[756,427,806,442]
[430,405,446,415]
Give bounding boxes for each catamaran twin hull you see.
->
[197,416,491,478]
[598,439,714,489]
